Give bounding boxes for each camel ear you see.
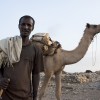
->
[86,23,90,28]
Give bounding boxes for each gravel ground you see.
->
[38,72,100,100]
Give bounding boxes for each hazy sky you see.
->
[0,0,100,72]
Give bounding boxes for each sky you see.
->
[0,0,100,72]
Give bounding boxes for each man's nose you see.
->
[24,25,28,29]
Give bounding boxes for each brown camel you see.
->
[31,23,100,100]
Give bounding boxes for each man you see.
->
[0,15,44,100]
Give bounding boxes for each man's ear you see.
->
[32,26,34,31]
[18,24,20,29]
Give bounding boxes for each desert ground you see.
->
[38,70,100,100]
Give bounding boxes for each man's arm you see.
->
[0,66,3,78]
[32,73,40,100]
[0,65,10,90]
[32,46,44,100]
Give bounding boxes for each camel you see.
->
[31,23,100,100]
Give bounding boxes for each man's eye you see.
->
[20,23,32,27]
[27,24,32,27]
[21,23,25,26]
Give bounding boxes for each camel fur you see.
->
[31,23,100,100]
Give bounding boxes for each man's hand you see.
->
[33,97,37,100]
[0,78,10,90]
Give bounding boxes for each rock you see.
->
[85,70,93,73]
[39,71,100,100]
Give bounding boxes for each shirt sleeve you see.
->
[32,45,44,74]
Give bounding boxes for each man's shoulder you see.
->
[30,42,42,52]
[30,42,39,48]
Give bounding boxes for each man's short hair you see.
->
[19,15,35,25]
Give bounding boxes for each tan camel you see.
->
[31,23,100,100]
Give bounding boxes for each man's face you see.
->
[19,18,34,38]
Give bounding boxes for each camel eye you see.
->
[93,25,97,28]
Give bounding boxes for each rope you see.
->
[91,35,97,66]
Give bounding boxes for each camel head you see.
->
[84,23,100,36]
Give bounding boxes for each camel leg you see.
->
[55,71,62,100]
[39,73,52,100]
